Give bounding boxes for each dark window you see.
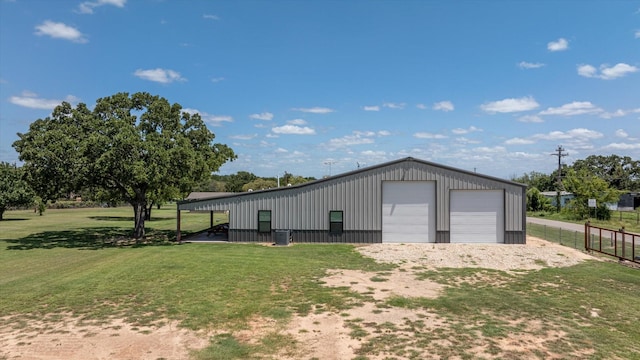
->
[329,210,343,234]
[258,210,271,233]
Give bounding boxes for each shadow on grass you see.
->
[4,228,181,250]
[0,218,29,221]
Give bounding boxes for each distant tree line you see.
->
[193,171,316,193]
[512,154,639,220]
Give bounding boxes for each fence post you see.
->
[584,221,589,251]
[620,227,626,260]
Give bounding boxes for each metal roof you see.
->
[178,157,526,205]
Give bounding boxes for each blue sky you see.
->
[1,0,639,180]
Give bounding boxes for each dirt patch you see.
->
[0,315,209,360]
[279,236,598,359]
[1,236,597,359]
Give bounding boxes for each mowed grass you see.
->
[1,206,640,359]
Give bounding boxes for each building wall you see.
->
[179,158,526,243]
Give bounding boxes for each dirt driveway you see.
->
[0,236,595,360]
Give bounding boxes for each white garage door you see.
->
[450,190,504,243]
[382,181,435,243]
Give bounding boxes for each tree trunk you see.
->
[145,204,152,221]
[132,201,146,239]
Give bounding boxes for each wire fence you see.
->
[527,222,640,264]
[526,222,585,250]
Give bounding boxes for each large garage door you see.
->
[382,181,435,243]
[450,190,504,243]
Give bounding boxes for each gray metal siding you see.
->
[179,158,526,241]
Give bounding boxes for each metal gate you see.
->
[584,222,640,264]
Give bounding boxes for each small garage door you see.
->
[450,190,504,243]
[382,181,435,243]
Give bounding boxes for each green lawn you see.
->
[1,206,639,359]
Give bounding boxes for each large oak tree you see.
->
[13,92,236,239]
[0,162,34,220]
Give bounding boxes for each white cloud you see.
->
[134,68,186,83]
[481,96,539,113]
[377,130,391,136]
[211,77,224,83]
[230,134,257,140]
[249,112,274,121]
[577,64,597,78]
[504,137,535,145]
[361,150,386,157]
[451,126,482,135]
[604,143,640,150]
[414,132,448,139]
[34,21,87,43]
[600,109,627,119]
[203,14,220,20]
[326,132,376,149]
[635,30,640,39]
[578,63,638,80]
[416,104,427,110]
[363,105,380,111]
[9,91,79,110]
[474,146,506,153]
[615,129,628,138]
[547,38,568,51]
[433,101,454,112]
[517,115,544,123]
[77,0,125,14]
[292,107,334,114]
[539,101,603,116]
[287,119,307,125]
[532,128,603,141]
[518,61,545,69]
[354,131,376,137]
[383,102,405,109]
[272,125,316,135]
[182,108,232,126]
[455,137,480,144]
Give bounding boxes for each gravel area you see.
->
[357,236,594,271]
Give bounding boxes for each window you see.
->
[329,211,343,234]
[258,210,271,233]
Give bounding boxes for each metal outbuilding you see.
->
[177,157,527,244]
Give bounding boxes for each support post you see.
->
[620,227,626,260]
[584,221,589,251]
[177,208,181,243]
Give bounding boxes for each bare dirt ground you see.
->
[0,236,596,360]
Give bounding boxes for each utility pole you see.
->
[324,160,336,177]
[550,145,568,212]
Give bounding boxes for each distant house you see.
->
[541,191,574,208]
[618,193,640,211]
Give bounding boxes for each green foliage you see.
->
[242,178,278,192]
[34,196,46,216]
[562,168,622,220]
[0,162,34,220]
[572,154,640,191]
[12,92,236,238]
[511,171,555,192]
[525,187,554,212]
